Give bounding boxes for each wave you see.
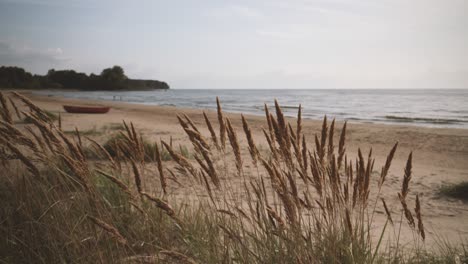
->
[281,105,301,110]
[383,115,464,124]
[254,105,301,111]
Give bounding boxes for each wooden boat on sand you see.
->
[63,105,110,114]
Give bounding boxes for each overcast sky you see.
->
[0,0,467,88]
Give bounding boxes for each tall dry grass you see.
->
[0,91,466,263]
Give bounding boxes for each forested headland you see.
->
[0,65,169,90]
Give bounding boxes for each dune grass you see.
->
[0,91,466,263]
[21,109,58,123]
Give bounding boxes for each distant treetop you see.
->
[0,65,169,90]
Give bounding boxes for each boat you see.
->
[63,105,110,114]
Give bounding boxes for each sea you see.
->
[34,89,468,129]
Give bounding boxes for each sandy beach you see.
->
[11,91,468,245]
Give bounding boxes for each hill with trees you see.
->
[0,65,169,90]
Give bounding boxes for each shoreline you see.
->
[30,89,468,130]
[7,90,468,244]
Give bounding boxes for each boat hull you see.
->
[63,105,110,114]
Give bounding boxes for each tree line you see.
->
[0,65,169,90]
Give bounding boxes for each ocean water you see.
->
[35,89,468,129]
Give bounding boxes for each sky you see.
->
[0,0,467,89]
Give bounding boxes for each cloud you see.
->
[0,40,69,72]
[206,4,264,20]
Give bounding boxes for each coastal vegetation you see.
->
[0,65,169,90]
[0,91,466,263]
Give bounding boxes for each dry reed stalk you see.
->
[166,168,182,187]
[86,137,117,169]
[226,118,242,175]
[301,135,308,174]
[286,170,299,199]
[197,142,220,187]
[288,123,297,142]
[58,113,62,131]
[302,190,312,209]
[296,104,302,144]
[0,137,40,177]
[260,176,268,205]
[195,144,221,188]
[200,171,215,204]
[12,92,51,122]
[154,142,167,195]
[159,250,198,264]
[25,126,46,152]
[0,120,39,152]
[177,115,190,131]
[318,116,328,165]
[415,194,425,240]
[260,158,278,190]
[184,128,211,150]
[401,152,412,199]
[328,155,340,193]
[162,141,196,177]
[274,100,292,160]
[183,114,201,134]
[216,97,226,150]
[241,114,259,166]
[122,121,143,161]
[95,169,134,199]
[131,159,143,193]
[35,124,55,152]
[60,154,92,192]
[8,97,22,120]
[264,104,275,141]
[309,156,323,198]
[362,150,373,203]
[22,111,62,149]
[271,168,298,225]
[266,206,285,229]
[262,129,278,161]
[381,198,393,224]
[337,122,347,169]
[123,121,132,140]
[352,164,359,208]
[57,130,85,162]
[203,111,219,149]
[356,149,366,201]
[398,193,415,229]
[217,209,237,218]
[129,201,145,216]
[294,105,303,168]
[0,92,13,124]
[140,191,176,217]
[343,182,350,204]
[73,127,82,146]
[194,154,214,186]
[131,122,145,161]
[379,142,398,187]
[327,119,335,163]
[270,113,281,145]
[87,215,128,246]
[274,99,286,137]
[345,208,353,235]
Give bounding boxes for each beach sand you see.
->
[10,91,468,245]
